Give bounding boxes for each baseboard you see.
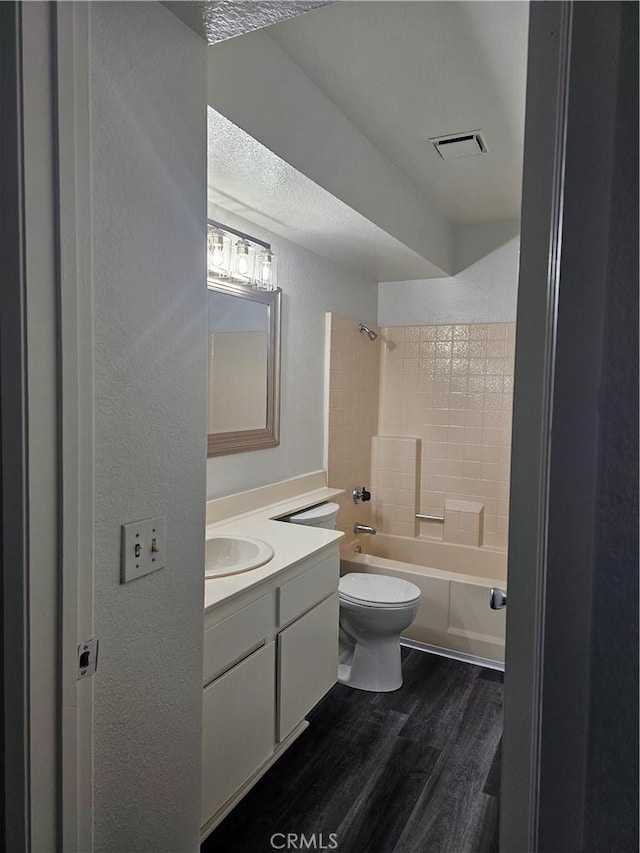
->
[401,637,505,672]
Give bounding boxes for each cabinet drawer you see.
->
[202,642,275,827]
[278,593,338,741]
[203,592,274,685]
[278,553,339,628]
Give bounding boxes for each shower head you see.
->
[358,323,378,342]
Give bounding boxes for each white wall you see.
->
[379,220,520,326]
[91,4,206,851]
[207,204,378,499]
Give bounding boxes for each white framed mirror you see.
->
[207,279,281,457]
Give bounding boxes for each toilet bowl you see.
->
[338,573,421,693]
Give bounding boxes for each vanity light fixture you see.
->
[232,238,255,283]
[255,248,277,291]
[207,220,278,291]
[207,226,231,278]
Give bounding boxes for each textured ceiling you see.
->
[268,2,529,223]
[164,1,330,44]
[207,108,445,281]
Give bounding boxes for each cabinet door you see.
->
[278,593,338,742]
[201,642,275,827]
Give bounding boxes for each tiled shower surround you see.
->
[326,314,380,539]
[326,316,515,551]
[378,323,515,550]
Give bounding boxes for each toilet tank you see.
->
[285,502,340,530]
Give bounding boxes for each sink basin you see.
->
[205,535,274,578]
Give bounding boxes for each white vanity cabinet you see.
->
[201,642,275,826]
[201,543,339,837]
[278,592,339,741]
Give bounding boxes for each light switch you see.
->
[121,515,166,583]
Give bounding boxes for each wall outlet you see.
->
[121,515,166,583]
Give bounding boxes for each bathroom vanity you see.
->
[201,477,344,839]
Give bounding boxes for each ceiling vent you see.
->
[429,130,488,160]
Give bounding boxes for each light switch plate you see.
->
[121,515,166,583]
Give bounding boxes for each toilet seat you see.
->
[339,573,421,609]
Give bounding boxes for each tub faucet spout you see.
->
[354,522,376,535]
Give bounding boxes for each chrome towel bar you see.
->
[416,513,445,523]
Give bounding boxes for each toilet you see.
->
[285,502,340,530]
[338,573,421,692]
[284,503,420,693]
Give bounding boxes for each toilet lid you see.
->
[339,573,421,607]
[286,502,340,524]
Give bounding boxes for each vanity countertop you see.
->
[204,487,344,611]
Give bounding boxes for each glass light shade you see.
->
[254,249,277,291]
[231,239,255,283]
[207,226,231,278]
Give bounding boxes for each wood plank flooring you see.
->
[202,650,503,853]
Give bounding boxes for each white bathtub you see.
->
[341,534,507,666]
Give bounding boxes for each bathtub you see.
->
[341,534,507,667]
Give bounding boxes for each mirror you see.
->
[207,279,281,457]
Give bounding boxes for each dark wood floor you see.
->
[202,650,503,853]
